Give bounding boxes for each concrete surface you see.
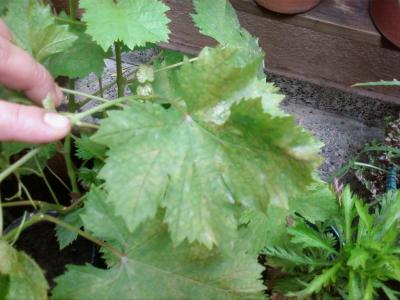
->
[75,49,398,180]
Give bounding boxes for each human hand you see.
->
[0,20,71,143]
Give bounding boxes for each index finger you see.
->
[0,35,63,106]
[0,20,12,41]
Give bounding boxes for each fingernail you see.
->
[44,113,70,129]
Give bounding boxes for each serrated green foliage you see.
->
[55,209,84,250]
[52,187,266,300]
[288,222,337,253]
[47,30,109,78]
[74,135,107,161]
[239,182,338,253]
[239,207,288,254]
[265,188,400,298]
[0,143,55,175]
[93,91,321,248]
[4,0,77,62]
[154,47,285,121]
[0,239,48,300]
[290,182,339,223]
[80,0,170,51]
[192,0,260,55]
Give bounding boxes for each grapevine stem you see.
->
[60,87,111,103]
[4,213,124,258]
[98,76,104,98]
[68,0,76,20]
[114,41,125,98]
[0,148,41,183]
[34,157,60,205]
[63,136,79,194]
[155,57,198,73]
[68,79,78,112]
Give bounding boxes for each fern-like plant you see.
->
[263,187,400,299]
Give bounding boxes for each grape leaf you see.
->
[289,182,339,223]
[4,0,77,62]
[74,135,107,161]
[93,48,321,248]
[0,240,49,300]
[47,31,109,78]
[52,188,266,300]
[55,209,84,250]
[192,0,260,54]
[239,206,289,254]
[80,0,170,51]
[153,47,285,121]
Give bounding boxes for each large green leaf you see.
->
[93,98,321,248]
[5,0,77,62]
[192,0,260,54]
[80,0,170,51]
[0,240,48,300]
[52,188,266,300]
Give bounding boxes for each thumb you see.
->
[0,100,71,143]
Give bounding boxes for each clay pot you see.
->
[255,0,321,14]
[370,0,400,48]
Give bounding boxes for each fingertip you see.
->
[0,20,12,41]
[0,101,71,143]
[53,85,64,106]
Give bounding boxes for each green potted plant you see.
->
[370,0,400,48]
[255,0,321,14]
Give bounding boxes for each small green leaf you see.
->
[288,222,337,253]
[55,209,84,250]
[192,0,261,54]
[47,31,110,78]
[80,0,170,51]
[290,181,339,223]
[74,135,107,161]
[289,262,342,298]
[5,0,77,62]
[0,240,49,300]
[347,247,369,270]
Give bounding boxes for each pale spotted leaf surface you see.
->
[92,47,321,248]
[52,188,266,300]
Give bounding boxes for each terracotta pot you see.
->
[255,0,321,14]
[370,0,400,48]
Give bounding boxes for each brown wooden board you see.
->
[162,0,400,104]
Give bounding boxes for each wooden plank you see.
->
[162,0,400,104]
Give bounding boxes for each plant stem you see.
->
[4,213,124,258]
[68,79,78,112]
[155,57,198,73]
[0,197,3,237]
[63,136,79,194]
[68,0,76,20]
[35,157,60,205]
[61,87,112,103]
[0,148,41,183]
[114,41,125,98]
[98,76,104,98]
